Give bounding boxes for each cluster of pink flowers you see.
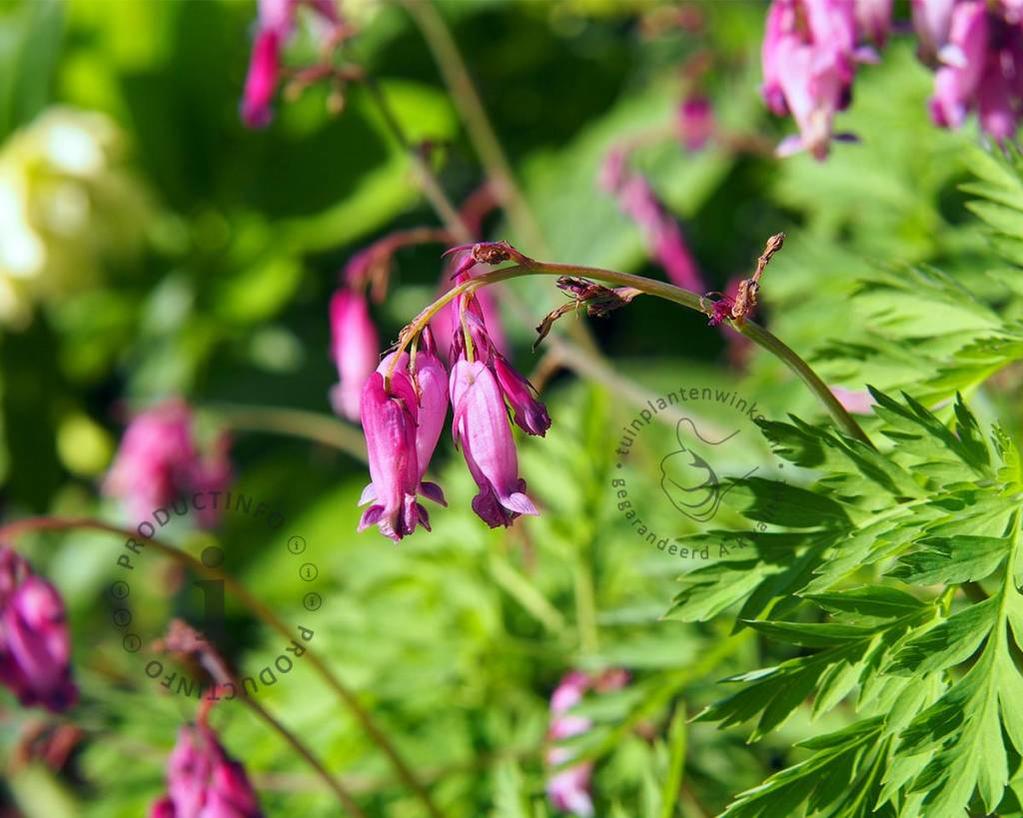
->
[0,547,78,712]
[357,244,548,541]
[762,0,1023,157]
[761,0,880,159]
[241,0,341,128]
[545,669,629,816]
[924,0,1023,140]
[150,720,263,818]
[104,400,232,526]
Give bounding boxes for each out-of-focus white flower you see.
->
[0,107,148,327]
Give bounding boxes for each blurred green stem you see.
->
[397,261,875,447]
[208,404,367,461]
[0,516,444,818]
[400,0,549,254]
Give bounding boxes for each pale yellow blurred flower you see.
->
[0,107,148,327]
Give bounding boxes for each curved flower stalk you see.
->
[545,669,629,816]
[0,546,78,712]
[149,703,264,818]
[104,399,232,527]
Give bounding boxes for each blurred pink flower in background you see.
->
[149,721,263,818]
[545,669,629,816]
[329,288,380,422]
[600,150,706,291]
[104,400,232,527]
[0,547,78,713]
[832,386,875,414]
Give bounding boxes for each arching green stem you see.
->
[396,260,874,448]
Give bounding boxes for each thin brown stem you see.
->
[0,517,444,818]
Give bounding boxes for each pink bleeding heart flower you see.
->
[150,722,263,818]
[240,0,341,129]
[492,354,551,437]
[450,360,538,528]
[929,1,990,130]
[358,369,429,541]
[762,0,861,159]
[854,0,893,45]
[912,0,958,64]
[0,547,78,713]
[329,288,380,422]
[104,400,232,527]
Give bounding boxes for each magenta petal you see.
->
[241,29,280,129]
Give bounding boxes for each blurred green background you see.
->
[0,0,1010,816]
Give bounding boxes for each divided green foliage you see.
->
[667,391,1023,818]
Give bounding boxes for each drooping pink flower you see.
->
[929,1,990,129]
[854,0,893,45]
[545,669,629,817]
[599,152,706,291]
[450,360,538,528]
[105,401,232,526]
[150,722,263,818]
[240,0,341,129]
[761,0,862,159]
[373,331,449,505]
[912,0,957,64]
[0,547,78,713]
[492,355,551,437]
[358,370,427,541]
[329,288,380,422]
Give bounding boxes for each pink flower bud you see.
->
[329,288,380,422]
[492,355,551,437]
[450,360,538,528]
[241,29,280,129]
[0,548,78,713]
[152,723,263,818]
[358,370,429,541]
[105,400,232,527]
